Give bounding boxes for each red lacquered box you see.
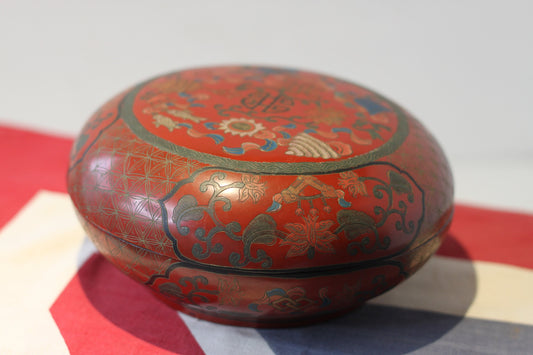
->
[67,66,453,327]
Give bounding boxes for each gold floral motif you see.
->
[166,109,206,123]
[239,174,266,204]
[219,118,265,137]
[280,209,337,259]
[153,114,179,131]
[339,171,368,198]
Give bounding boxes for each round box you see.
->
[68,66,453,327]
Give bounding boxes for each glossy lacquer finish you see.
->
[68,66,453,327]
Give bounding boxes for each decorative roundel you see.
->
[123,66,407,173]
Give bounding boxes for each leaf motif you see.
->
[388,170,413,195]
[172,195,204,223]
[242,214,279,247]
[253,234,277,245]
[368,130,383,140]
[337,210,376,239]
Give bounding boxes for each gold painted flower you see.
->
[219,118,265,137]
[281,209,337,259]
[339,171,368,198]
[239,174,266,203]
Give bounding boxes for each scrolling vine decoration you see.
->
[169,165,422,268]
[158,275,218,304]
[335,170,416,256]
[172,172,282,268]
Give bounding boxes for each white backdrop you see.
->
[1,0,532,210]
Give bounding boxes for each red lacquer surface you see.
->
[68,66,453,327]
